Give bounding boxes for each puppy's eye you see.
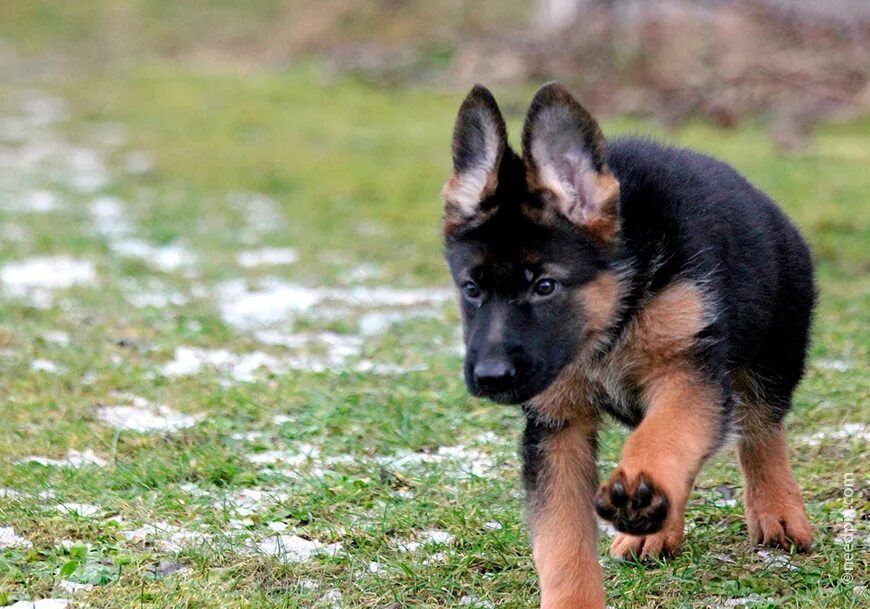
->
[462,281,482,301]
[533,278,557,297]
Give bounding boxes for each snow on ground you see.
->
[122,522,210,553]
[799,422,869,446]
[97,395,203,433]
[214,488,291,518]
[1,256,97,308]
[377,442,502,479]
[162,346,287,382]
[814,358,854,372]
[1,189,59,213]
[17,449,107,468]
[109,238,196,273]
[458,595,495,609]
[0,526,33,549]
[41,331,70,345]
[215,277,450,330]
[4,600,69,609]
[227,191,287,241]
[256,534,342,563]
[54,503,101,517]
[89,195,135,237]
[397,529,454,553]
[237,247,298,268]
[57,580,95,593]
[30,359,63,374]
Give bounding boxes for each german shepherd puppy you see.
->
[441,83,814,608]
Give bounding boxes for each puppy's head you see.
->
[442,83,622,404]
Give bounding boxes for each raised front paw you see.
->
[594,469,669,535]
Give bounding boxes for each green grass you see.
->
[0,56,867,609]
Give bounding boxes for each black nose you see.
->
[473,359,516,392]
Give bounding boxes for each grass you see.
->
[0,39,868,609]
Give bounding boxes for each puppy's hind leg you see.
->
[738,420,812,551]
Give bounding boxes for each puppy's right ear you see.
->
[442,85,507,236]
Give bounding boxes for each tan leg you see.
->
[738,423,812,551]
[595,370,721,560]
[526,415,605,609]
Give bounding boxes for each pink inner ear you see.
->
[553,148,600,220]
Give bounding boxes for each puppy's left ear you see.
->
[522,83,620,245]
[442,85,507,235]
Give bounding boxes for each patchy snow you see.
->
[254,330,364,370]
[398,529,454,553]
[215,278,451,330]
[31,359,63,374]
[227,191,287,240]
[123,522,209,552]
[357,309,441,336]
[246,443,320,466]
[756,550,798,571]
[18,90,69,125]
[257,534,342,563]
[237,247,299,268]
[350,360,428,375]
[2,189,59,213]
[321,589,343,609]
[0,526,32,549]
[483,521,503,531]
[422,551,448,565]
[459,595,495,609]
[215,488,291,517]
[17,449,107,468]
[367,561,384,574]
[89,195,134,237]
[58,579,95,593]
[815,358,853,372]
[343,263,383,283]
[5,600,69,609]
[42,331,70,345]
[799,422,869,446]
[97,395,202,433]
[713,593,767,608]
[0,488,22,499]
[162,346,286,382]
[378,442,501,479]
[55,503,100,517]
[230,430,268,442]
[1,257,97,307]
[66,147,109,192]
[162,339,417,380]
[109,238,195,272]
[126,290,187,309]
[215,279,320,329]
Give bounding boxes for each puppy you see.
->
[441,83,814,608]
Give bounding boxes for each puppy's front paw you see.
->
[594,469,669,535]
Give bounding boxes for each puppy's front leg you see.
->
[524,411,604,609]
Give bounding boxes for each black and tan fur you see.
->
[441,84,814,608]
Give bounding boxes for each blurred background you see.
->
[4,0,869,135]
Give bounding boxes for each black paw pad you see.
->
[595,472,670,535]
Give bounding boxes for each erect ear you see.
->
[522,83,620,244]
[441,85,507,235]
